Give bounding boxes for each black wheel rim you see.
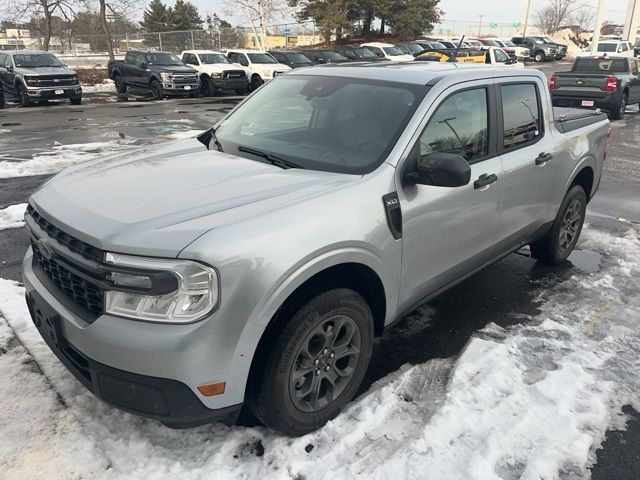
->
[19,86,28,105]
[289,314,361,413]
[558,198,583,253]
[152,83,162,99]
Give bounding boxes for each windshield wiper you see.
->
[237,145,304,169]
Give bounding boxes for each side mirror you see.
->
[405,153,471,188]
[6,65,13,73]
[139,62,147,69]
[505,58,515,65]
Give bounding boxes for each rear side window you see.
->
[419,88,489,162]
[573,58,629,73]
[500,83,541,150]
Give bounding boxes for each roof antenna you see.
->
[448,35,465,63]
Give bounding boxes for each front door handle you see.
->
[535,152,553,165]
[474,173,498,190]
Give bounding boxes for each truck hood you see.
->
[150,65,197,74]
[30,140,359,258]
[17,66,76,76]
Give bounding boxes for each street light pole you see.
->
[523,0,532,36]
[478,15,484,36]
[591,0,607,55]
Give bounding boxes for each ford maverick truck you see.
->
[24,63,609,436]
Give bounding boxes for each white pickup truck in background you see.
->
[181,50,250,96]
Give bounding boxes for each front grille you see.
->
[26,205,102,263]
[172,74,197,84]
[33,76,77,87]
[223,70,246,79]
[32,243,104,316]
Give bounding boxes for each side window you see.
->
[500,83,542,150]
[0,53,5,68]
[125,52,133,64]
[494,49,509,63]
[631,60,638,76]
[419,88,489,162]
[238,54,249,66]
[228,53,238,63]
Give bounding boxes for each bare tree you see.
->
[221,0,289,50]
[534,0,578,34]
[2,0,77,50]
[573,7,594,32]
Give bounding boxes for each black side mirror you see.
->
[6,65,14,73]
[140,62,147,69]
[406,152,471,187]
[197,127,222,151]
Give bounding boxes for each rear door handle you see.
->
[535,153,553,165]
[474,173,498,190]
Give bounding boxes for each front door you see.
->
[397,84,502,312]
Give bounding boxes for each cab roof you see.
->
[287,62,545,86]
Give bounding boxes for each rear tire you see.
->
[610,92,628,120]
[150,79,163,100]
[530,185,587,265]
[113,74,127,94]
[251,288,374,436]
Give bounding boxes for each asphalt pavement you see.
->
[0,64,639,477]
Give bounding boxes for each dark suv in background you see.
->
[297,49,351,64]
[268,50,314,68]
[512,36,563,62]
[0,50,82,107]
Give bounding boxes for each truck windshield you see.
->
[214,75,427,174]
[383,46,404,55]
[502,40,516,47]
[200,53,230,64]
[322,51,348,61]
[354,47,377,58]
[14,53,62,68]
[146,53,184,66]
[573,58,629,73]
[247,53,278,64]
[481,40,500,47]
[286,52,313,63]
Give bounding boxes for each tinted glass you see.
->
[419,88,488,162]
[573,58,629,73]
[597,43,617,52]
[215,75,425,174]
[482,40,501,47]
[383,46,404,55]
[285,52,313,63]
[503,40,516,47]
[321,51,348,61]
[247,53,277,63]
[501,84,541,149]
[14,53,62,67]
[494,49,509,62]
[200,53,230,64]
[146,53,183,65]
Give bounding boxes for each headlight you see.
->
[104,252,219,323]
[25,77,37,86]
[211,72,222,78]
[160,72,172,81]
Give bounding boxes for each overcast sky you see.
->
[185,0,629,28]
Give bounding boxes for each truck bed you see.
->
[553,107,608,134]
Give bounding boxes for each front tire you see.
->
[201,77,215,97]
[17,83,31,107]
[250,75,263,92]
[251,288,373,436]
[70,97,82,105]
[150,79,163,100]
[534,51,545,63]
[0,90,4,109]
[530,185,587,265]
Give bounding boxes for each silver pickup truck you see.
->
[23,63,610,436]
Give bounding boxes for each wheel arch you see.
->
[566,159,596,202]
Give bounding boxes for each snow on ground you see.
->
[0,139,147,178]
[0,204,27,230]
[0,225,639,479]
[82,79,116,94]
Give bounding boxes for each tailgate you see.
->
[555,73,608,92]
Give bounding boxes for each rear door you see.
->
[2,54,17,97]
[397,81,503,312]
[629,60,640,102]
[494,78,564,251]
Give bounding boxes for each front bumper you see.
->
[162,82,200,94]
[22,247,255,427]
[26,85,82,99]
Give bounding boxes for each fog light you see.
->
[197,382,226,396]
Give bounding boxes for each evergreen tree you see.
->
[171,0,203,30]
[140,0,171,32]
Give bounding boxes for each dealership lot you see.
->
[1,62,640,478]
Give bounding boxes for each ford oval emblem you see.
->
[36,239,53,260]
[576,80,585,85]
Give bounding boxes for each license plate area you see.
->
[28,293,63,350]
[54,89,64,95]
[581,100,595,107]
[184,85,191,90]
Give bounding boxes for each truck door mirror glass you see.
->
[406,153,471,188]
[139,62,147,69]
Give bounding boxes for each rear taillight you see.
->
[549,74,557,90]
[605,75,618,92]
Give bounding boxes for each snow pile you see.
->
[81,79,115,94]
[0,225,639,479]
[550,29,590,59]
[0,139,145,179]
[0,204,27,230]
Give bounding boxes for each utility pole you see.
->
[623,0,640,42]
[478,15,484,36]
[590,0,607,55]
[523,0,532,36]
